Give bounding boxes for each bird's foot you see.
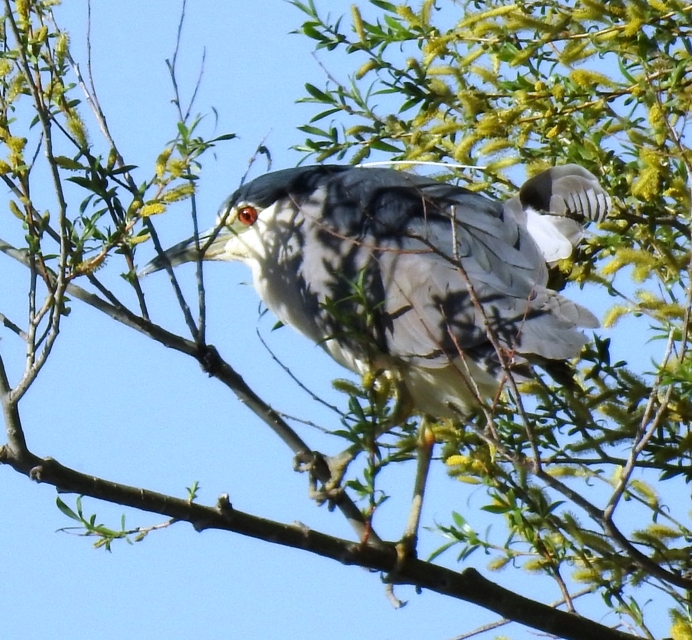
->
[382,534,417,591]
[294,448,356,507]
[395,533,418,567]
[307,480,344,507]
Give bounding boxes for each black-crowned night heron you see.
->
[143,164,609,553]
[144,164,609,416]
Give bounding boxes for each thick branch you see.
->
[0,447,641,640]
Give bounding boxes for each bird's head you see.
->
[139,165,349,276]
[138,201,260,277]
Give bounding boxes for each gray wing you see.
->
[271,165,600,372]
[375,185,598,369]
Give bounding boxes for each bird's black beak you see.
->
[139,228,233,277]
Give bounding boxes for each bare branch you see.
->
[0,353,28,457]
[0,312,27,341]
[0,446,644,640]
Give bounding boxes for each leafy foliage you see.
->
[0,0,234,392]
[292,0,692,633]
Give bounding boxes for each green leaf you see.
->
[304,83,331,102]
[369,139,401,152]
[56,497,81,521]
[369,0,397,13]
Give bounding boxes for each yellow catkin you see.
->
[351,5,366,41]
[16,0,30,22]
[0,59,13,77]
[161,184,195,203]
[648,103,665,129]
[355,59,377,79]
[155,148,172,178]
[458,4,519,30]
[570,69,615,89]
[648,0,668,10]
[631,166,661,201]
[670,614,692,640]
[602,305,631,328]
[6,136,26,154]
[139,202,167,217]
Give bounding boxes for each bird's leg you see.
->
[396,416,435,564]
[386,376,415,431]
[322,446,359,495]
[294,447,360,506]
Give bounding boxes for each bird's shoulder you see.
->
[285,166,505,242]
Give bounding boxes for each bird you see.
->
[142,164,610,419]
[142,163,610,557]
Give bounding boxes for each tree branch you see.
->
[0,445,643,640]
[0,236,380,545]
[0,353,28,458]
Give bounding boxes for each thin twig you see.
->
[165,0,208,345]
[256,326,346,418]
[447,587,596,640]
[0,312,27,341]
[4,4,70,402]
[50,1,150,320]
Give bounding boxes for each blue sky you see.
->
[0,2,674,639]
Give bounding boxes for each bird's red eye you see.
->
[237,205,258,226]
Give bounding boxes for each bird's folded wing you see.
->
[376,195,598,368]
